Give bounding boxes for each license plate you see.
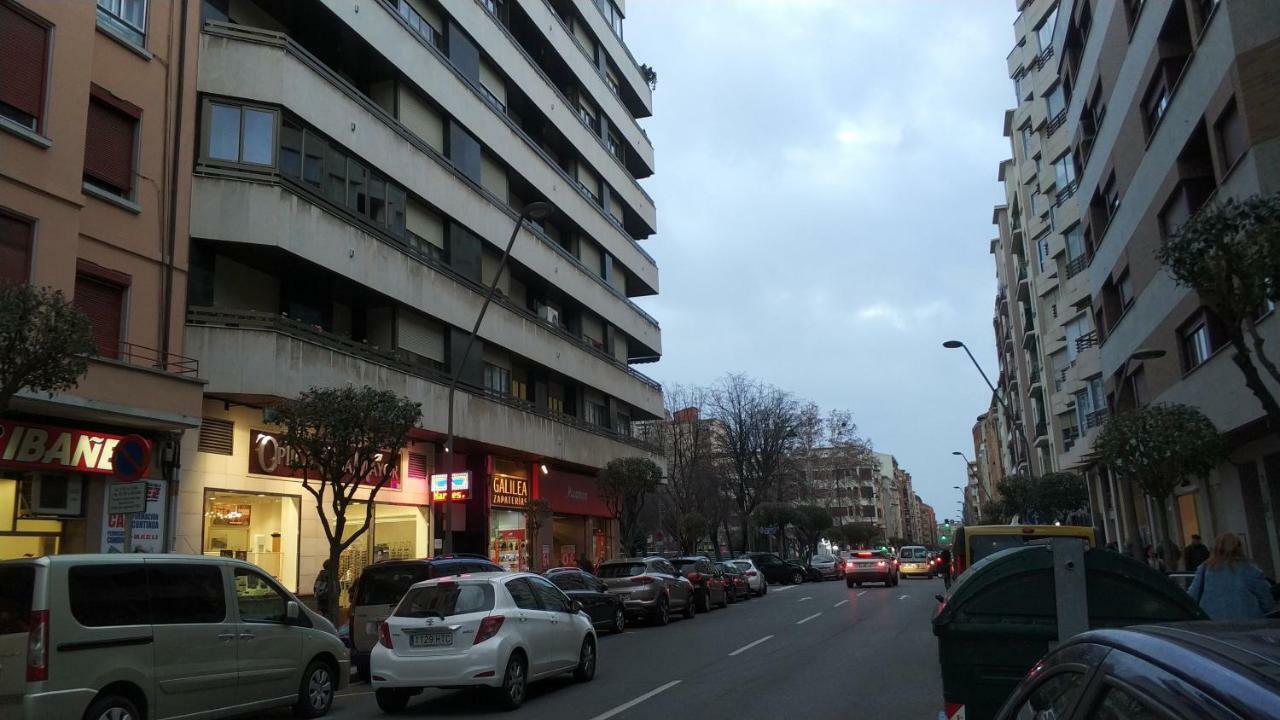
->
[855,562,874,569]
[409,632,453,648]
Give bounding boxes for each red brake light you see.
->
[746,570,757,577]
[474,615,505,645]
[856,552,873,558]
[633,576,655,585]
[876,561,887,567]
[378,622,393,649]
[27,610,48,682]
[687,572,703,583]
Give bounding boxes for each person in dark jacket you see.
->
[314,559,333,616]
[1184,534,1210,572]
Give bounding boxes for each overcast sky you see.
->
[626,1,1017,520]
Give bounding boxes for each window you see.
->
[205,103,276,166]
[1103,173,1120,217]
[483,364,510,395]
[234,567,289,623]
[577,100,599,134]
[398,0,442,49]
[0,566,34,635]
[84,88,140,199]
[586,401,608,427]
[547,395,564,414]
[97,0,147,46]
[1020,125,1033,159]
[1216,99,1246,170]
[505,578,540,610]
[1046,84,1066,119]
[0,3,49,133]
[550,572,586,592]
[607,131,623,162]
[1179,311,1225,371]
[596,0,623,39]
[1117,270,1134,310]
[1013,70,1026,104]
[395,583,494,618]
[0,211,34,285]
[1030,191,1043,217]
[1141,73,1171,136]
[1035,6,1058,52]
[149,564,226,624]
[1087,684,1161,720]
[528,576,571,612]
[69,564,149,626]
[74,267,128,359]
[1054,155,1075,190]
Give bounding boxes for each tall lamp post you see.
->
[943,340,1036,478]
[952,450,978,524]
[442,202,553,555]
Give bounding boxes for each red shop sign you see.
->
[539,470,611,517]
[0,420,126,475]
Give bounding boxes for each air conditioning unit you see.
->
[539,306,560,326]
[27,474,84,516]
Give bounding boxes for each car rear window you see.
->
[671,559,698,572]
[597,562,646,578]
[813,555,835,562]
[355,565,433,606]
[69,564,150,627]
[900,548,927,560]
[0,566,34,635]
[731,561,751,570]
[395,583,494,618]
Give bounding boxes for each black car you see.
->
[744,552,807,585]
[545,567,627,633]
[671,556,729,612]
[994,621,1280,720]
[716,561,751,603]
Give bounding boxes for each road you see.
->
[274,575,947,719]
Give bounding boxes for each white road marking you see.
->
[728,634,775,656]
[833,599,849,608]
[587,680,683,720]
[796,612,822,625]
[857,591,867,597]
[798,596,813,602]
[773,585,798,592]
[899,595,910,600]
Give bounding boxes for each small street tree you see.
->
[995,473,1036,522]
[1158,193,1280,435]
[831,522,882,549]
[277,386,421,623]
[753,501,798,556]
[1096,403,1224,562]
[676,512,707,554]
[0,283,94,415]
[791,505,833,558]
[598,457,663,556]
[1036,471,1091,524]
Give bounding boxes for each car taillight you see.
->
[632,576,655,585]
[27,610,48,682]
[746,570,757,577]
[876,561,887,567]
[474,616,505,645]
[687,572,703,583]
[378,622,393,649]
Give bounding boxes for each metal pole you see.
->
[955,342,1036,478]
[442,206,540,555]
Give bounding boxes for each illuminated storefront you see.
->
[539,468,615,569]
[489,458,531,572]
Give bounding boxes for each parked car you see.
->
[544,567,626,633]
[716,562,752,602]
[671,556,728,612]
[349,555,502,682]
[0,554,347,720]
[845,549,899,588]
[370,572,595,712]
[897,546,934,578]
[596,557,696,625]
[729,558,768,596]
[744,552,807,585]
[993,621,1280,720]
[807,553,845,581]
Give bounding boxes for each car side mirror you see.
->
[286,600,301,622]
[570,600,583,614]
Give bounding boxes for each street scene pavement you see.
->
[294,578,943,720]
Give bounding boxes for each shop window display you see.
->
[203,490,300,591]
[337,502,430,610]
[491,509,527,572]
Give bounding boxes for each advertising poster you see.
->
[102,479,167,553]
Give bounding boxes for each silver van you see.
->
[0,554,348,720]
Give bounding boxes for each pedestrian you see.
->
[1187,532,1275,620]
[1144,544,1166,573]
[939,547,953,589]
[1184,534,1210,572]
[314,559,333,617]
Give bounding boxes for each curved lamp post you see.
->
[442,202,553,555]
[943,339,1036,479]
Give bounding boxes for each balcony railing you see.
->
[1045,109,1068,137]
[106,341,201,377]
[1029,366,1042,385]
[1055,179,1079,206]
[1063,425,1081,442]
[1085,408,1110,429]
[1076,330,1098,352]
[1034,420,1048,439]
[1065,254,1089,279]
[1035,45,1055,70]
[186,307,660,451]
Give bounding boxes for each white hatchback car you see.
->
[729,558,768,596]
[370,572,596,712]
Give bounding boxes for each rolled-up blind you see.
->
[84,90,139,195]
[0,213,32,285]
[74,272,125,359]
[0,4,47,125]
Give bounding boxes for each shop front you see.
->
[489,457,531,572]
[538,467,615,569]
[1,418,171,560]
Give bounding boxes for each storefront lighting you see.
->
[540,464,549,474]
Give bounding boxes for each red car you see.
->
[671,556,729,611]
[716,561,752,603]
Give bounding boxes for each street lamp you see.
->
[442,202,553,555]
[944,339,1036,478]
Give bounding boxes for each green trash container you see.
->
[932,544,1205,720]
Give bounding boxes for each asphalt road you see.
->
[285,575,947,720]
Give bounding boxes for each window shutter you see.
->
[74,272,125,359]
[0,5,47,125]
[197,417,235,455]
[84,92,139,195]
[0,212,33,285]
[408,453,428,480]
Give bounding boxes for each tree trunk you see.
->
[740,515,751,553]
[326,546,342,626]
[1228,331,1280,438]
[1151,493,1176,572]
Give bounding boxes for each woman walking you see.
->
[1187,533,1274,620]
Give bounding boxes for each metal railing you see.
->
[110,341,200,377]
[186,307,660,452]
[1045,109,1068,137]
[1056,179,1079,206]
[1076,330,1098,352]
[1085,409,1109,428]
[1035,45,1055,70]
[1034,420,1048,439]
[1065,254,1089,279]
[1063,426,1081,442]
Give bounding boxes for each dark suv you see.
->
[349,554,501,681]
[671,556,729,611]
[745,552,808,585]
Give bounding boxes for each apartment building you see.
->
[173,0,663,602]
[1,1,204,559]
[969,397,1007,523]
[990,0,1280,575]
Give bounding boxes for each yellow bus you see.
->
[950,524,1101,578]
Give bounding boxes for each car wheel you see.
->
[654,596,670,626]
[85,694,142,720]
[495,653,528,710]
[718,589,728,609]
[696,589,710,613]
[762,582,768,596]
[612,606,626,633]
[726,587,736,605]
[846,579,855,588]
[683,593,697,619]
[375,688,412,714]
[573,637,597,682]
[790,570,805,586]
[293,658,335,718]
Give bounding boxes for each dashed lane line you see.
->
[728,634,775,656]
[796,612,823,625]
[833,599,849,608]
[587,680,683,720]
[857,591,867,597]
[798,596,813,602]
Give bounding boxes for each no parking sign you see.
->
[111,434,152,481]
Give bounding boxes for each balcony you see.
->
[1055,179,1079,206]
[1034,45,1055,71]
[1029,365,1043,389]
[1076,330,1099,353]
[1034,420,1049,445]
[1085,408,1110,429]
[1065,253,1090,279]
[1045,109,1068,138]
[184,310,660,466]
[1016,263,1031,301]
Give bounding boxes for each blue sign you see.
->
[111,435,152,482]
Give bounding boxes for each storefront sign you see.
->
[107,481,148,514]
[249,429,400,489]
[102,479,167,553]
[539,470,611,517]
[560,544,577,568]
[430,471,471,502]
[491,473,530,508]
[0,420,126,475]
